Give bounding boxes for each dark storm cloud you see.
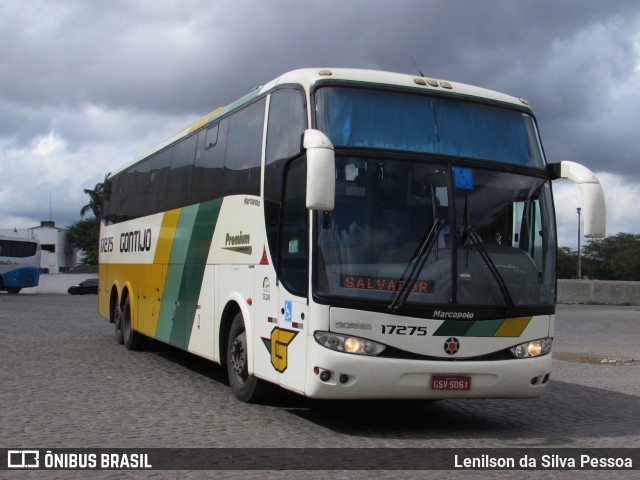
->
[3,1,638,101]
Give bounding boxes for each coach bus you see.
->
[99,68,606,402]
[0,236,41,294]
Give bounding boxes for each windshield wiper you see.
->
[388,218,444,312]
[458,192,515,310]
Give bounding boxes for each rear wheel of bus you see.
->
[122,295,144,350]
[226,312,274,403]
[113,299,124,344]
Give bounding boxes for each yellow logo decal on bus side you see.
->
[261,327,298,373]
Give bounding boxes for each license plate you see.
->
[431,375,471,391]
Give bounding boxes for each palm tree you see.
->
[80,177,106,221]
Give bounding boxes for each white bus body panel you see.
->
[302,308,553,399]
[305,342,552,399]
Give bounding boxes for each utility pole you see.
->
[577,207,582,279]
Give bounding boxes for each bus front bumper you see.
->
[304,340,552,400]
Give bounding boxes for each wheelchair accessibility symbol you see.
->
[284,300,293,323]
[453,167,474,190]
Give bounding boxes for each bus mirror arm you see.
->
[547,161,606,238]
[303,129,335,211]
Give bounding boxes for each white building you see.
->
[0,221,78,273]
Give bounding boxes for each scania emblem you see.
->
[444,337,460,355]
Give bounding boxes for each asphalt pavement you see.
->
[1,295,638,479]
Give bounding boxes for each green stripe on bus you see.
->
[155,205,198,344]
[465,318,504,337]
[180,198,221,346]
[433,320,474,336]
[433,317,533,337]
[154,199,222,347]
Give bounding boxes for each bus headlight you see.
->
[314,331,386,356]
[510,337,553,358]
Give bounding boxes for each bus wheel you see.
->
[226,313,273,403]
[113,302,124,345]
[6,287,21,294]
[122,296,144,351]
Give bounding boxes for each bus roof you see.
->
[0,235,39,243]
[266,68,531,109]
[110,68,532,178]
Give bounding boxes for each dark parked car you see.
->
[67,278,98,295]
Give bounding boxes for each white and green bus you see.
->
[99,68,605,402]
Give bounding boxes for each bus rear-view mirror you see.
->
[548,160,606,238]
[303,129,335,211]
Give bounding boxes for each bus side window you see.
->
[224,98,266,196]
[148,148,172,216]
[130,154,152,219]
[166,132,197,210]
[194,122,226,204]
[264,87,307,271]
[279,157,308,297]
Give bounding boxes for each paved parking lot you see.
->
[1,295,638,478]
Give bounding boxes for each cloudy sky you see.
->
[1,0,639,249]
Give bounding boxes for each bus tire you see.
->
[113,302,124,345]
[7,287,21,294]
[226,312,274,403]
[122,296,144,351]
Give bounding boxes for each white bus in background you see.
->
[99,68,605,402]
[0,236,41,294]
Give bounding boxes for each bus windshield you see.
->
[313,159,555,314]
[315,86,544,167]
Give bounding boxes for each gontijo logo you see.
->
[261,327,298,373]
[119,229,152,253]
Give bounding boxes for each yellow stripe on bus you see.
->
[154,208,181,264]
[132,209,182,337]
[186,107,224,135]
[493,316,532,337]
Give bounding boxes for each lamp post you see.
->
[577,207,582,279]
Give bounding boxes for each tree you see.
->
[67,217,99,264]
[80,179,105,221]
[557,246,578,279]
[72,176,107,264]
[582,233,640,280]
